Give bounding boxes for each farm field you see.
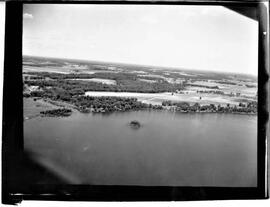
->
[23,56,257,112]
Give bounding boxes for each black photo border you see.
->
[2,0,269,204]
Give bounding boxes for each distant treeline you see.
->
[185,83,219,89]
[214,81,237,85]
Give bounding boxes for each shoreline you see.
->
[24,97,257,118]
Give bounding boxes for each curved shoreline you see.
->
[24,97,257,119]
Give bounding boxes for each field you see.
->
[84,91,241,106]
[23,56,257,116]
[67,78,117,85]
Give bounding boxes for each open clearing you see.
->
[23,66,71,74]
[187,80,257,98]
[67,78,116,85]
[85,91,241,106]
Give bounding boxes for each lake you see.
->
[24,110,257,186]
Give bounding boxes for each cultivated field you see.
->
[23,56,257,114]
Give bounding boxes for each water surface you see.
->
[24,110,257,186]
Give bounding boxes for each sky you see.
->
[23,4,258,76]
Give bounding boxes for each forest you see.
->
[161,100,257,113]
[24,71,185,97]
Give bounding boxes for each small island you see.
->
[129,120,141,129]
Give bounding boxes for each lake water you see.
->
[24,110,257,186]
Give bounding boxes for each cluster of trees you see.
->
[24,76,44,80]
[129,120,141,129]
[28,87,84,101]
[40,108,72,117]
[214,81,237,85]
[239,101,257,108]
[161,101,257,114]
[162,101,202,112]
[245,84,256,88]
[186,83,219,89]
[69,96,149,113]
[116,79,184,93]
[196,90,225,95]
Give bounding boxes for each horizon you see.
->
[23,54,257,78]
[23,4,258,76]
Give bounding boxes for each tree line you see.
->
[161,101,257,114]
[40,108,72,117]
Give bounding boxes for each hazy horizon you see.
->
[23,54,257,78]
[23,4,258,76]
